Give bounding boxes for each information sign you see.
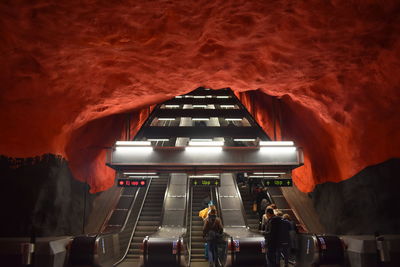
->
[118,179,147,187]
[264,179,293,187]
[191,178,220,187]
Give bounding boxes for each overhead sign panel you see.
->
[264,179,293,187]
[118,179,147,187]
[191,178,220,187]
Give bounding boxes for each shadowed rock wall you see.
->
[310,158,400,235]
[0,154,95,237]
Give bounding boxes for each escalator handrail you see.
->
[158,175,171,227]
[213,186,222,225]
[261,180,275,205]
[183,175,191,232]
[187,186,193,265]
[263,184,308,232]
[119,186,142,231]
[114,177,154,265]
[94,184,141,239]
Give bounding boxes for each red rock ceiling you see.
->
[1,0,399,193]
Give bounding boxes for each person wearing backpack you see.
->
[203,208,223,267]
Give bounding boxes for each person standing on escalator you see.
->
[203,208,223,267]
[264,208,281,267]
[256,188,270,229]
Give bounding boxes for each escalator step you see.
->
[137,221,161,226]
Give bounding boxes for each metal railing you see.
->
[186,186,193,266]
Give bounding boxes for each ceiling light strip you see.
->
[116,141,151,146]
[124,172,158,175]
[188,140,224,146]
[259,141,294,146]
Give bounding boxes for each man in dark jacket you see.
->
[203,209,223,267]
[264,208,281,267]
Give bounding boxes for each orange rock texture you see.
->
[1,0,399,193]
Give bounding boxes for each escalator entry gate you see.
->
[143,236,183,266]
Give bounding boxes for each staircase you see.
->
[238,185,260,231]
[125,177,169,260]
[190,186,211,263]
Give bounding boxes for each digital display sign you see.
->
[118,179,147,187]
[265,179,293,187]
[191,178,220,187]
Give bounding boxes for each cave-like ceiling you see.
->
[1,0,399,193]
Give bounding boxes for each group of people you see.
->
[251,181,299,266]
[261,204,298,267]
[199,181,298,267]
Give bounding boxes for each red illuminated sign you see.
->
[117,179,147,187]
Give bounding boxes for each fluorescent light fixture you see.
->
[188,140,224,146]
[115,146,153,152]
[217,96,230,98]
[192,118,209,121]
[158,118,176,121]
[220,105,235,108]
[165,105,180,108]
[253,172,286,175]
[225,118,242,121]
[206,95,212,98]
[186,147,223,152]
[175,96,183,98]
[185,95,194,98]
[190,139,213,142]
[124,172,157,175]
[116,141,151,146]
[248,175,280,178]
[194,96,205,98]
[192,105,208,108]
[147,138,170,142]
[259,147,296,153]
[128,175,159,178]
[234,138,257,142]
[189,175,220,178]
[259,141,294,146]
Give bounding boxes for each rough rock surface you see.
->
[1,0,400,193]
[311,158,400,235]
[0,154,94,237]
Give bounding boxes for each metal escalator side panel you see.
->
[218,173,247,229]
[144,174,189,267]
[161,173,188,228]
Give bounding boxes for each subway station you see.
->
[1,1,400,267]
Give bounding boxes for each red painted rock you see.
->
[1,0,399,193]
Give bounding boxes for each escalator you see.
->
[125,176,169,261]
[238,186,260,231]
[189,186,213,264]
[266,187,303,231]
[216,173,266,267]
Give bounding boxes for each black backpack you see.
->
[207,230,218,241]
